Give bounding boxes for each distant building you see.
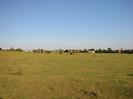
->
[119,48,123,53]
[88,51,95,53]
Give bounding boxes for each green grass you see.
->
[0,51,133,99]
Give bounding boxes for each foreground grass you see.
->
[0,51,133,99]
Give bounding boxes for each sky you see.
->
[0,0,133,50]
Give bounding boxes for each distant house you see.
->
[88,51,95,53]
[92,51,95,53]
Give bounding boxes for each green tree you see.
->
[16,48,23,52]
[108,48,113,53]
[83,49,87,53]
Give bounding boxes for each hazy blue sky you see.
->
[0,0,133,50]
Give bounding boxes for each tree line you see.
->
[0,47,133,54]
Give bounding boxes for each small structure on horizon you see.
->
[119,48,123,53]
[88,51,95,53]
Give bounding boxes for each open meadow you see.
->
[0,51,133,99]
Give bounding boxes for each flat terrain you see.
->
[0,51,133,99]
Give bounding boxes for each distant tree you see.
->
[58,49,63,54]
[32,49,41,53]
[102,49,107,53]
[16,48,23,52]
[108,48,113,53]
[131,49,133,53]
[36,49,41,53]
[83,49,87,53]
[0,48,2,50]
[96,49,102,53]
[10,46,15,51]
[33,49,36,53]
[64,49,69,53]
[40,49,43,53]
[114,50,119,53]
[88,49,95,51]
[79,50,83,53]
[122,49,133,54]
[45,50,50,54]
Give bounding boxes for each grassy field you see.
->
[0,51,133,99]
